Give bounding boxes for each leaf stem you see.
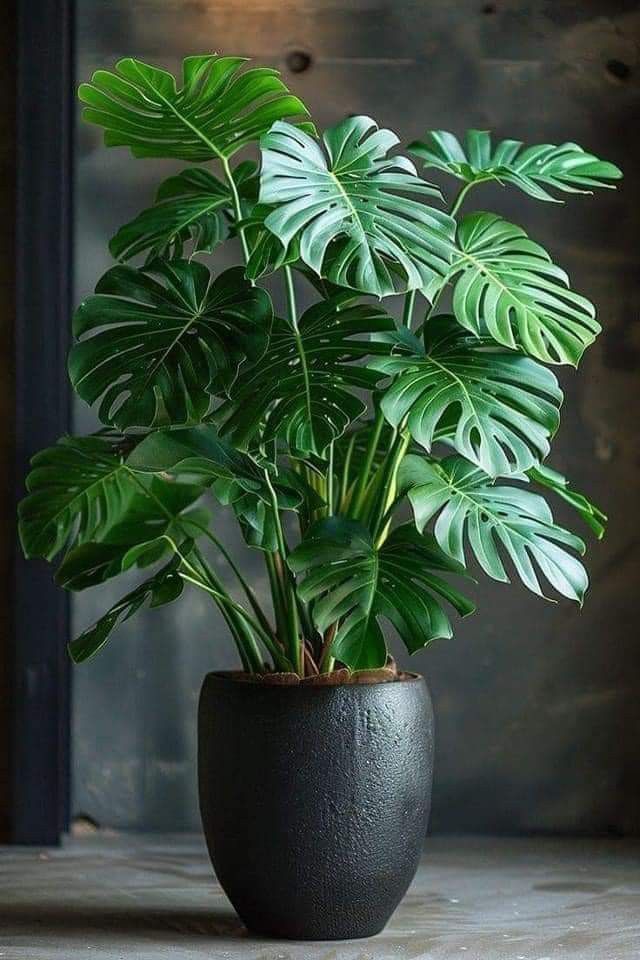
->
[349,407,385,519]
[402,289,416,328]
[449,181,475,218]
[264,469,302,674]
[221,155,250,263]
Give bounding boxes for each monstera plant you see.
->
[17,54,621,941]
[18,56,618,677]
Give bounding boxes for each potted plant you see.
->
[19,54,620,940]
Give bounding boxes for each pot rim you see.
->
[205,669,425,689]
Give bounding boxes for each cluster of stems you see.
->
[161,163,467,677]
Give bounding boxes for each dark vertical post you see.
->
[12,0,74,844]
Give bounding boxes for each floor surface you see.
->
[0,833,638,959]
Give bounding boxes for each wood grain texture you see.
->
[72,0,639,834]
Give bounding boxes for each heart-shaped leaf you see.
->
[409,129,622,202]
[259,116,455,297]
[69,262,272,430]
[400,454,588,602]
[217,297,396,457]
[79,55,312,161]
[288,517,474,669]
[370,316,563,476]
[450,213,599,365]
[110,168,231,263]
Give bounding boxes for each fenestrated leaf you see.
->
[19,434,139,561]
[259,116,455,297]
[409,129,622,202]
[55,478,207,590]
[69,262,272,430]
[217,298,397,457]
[288,517,474,669]
[450,213,599,365]
[370,316,563,476]
[78,55,312,161]
[110,168,231,263]
[528,463,607,539]
[68,557,185,663]
[127,424,320,551]
[400,454,588,602]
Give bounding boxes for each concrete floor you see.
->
[0,834,638,960]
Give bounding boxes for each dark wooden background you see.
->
[5,0,639,838]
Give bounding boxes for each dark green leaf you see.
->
[259,116,455,297]
[409,129,622,202]
[288,517,473,669]
[370,316,563,476]
[450,213,599,365]
[68,558,185,663]
[78,55,312,161]
[110,168,231,263]
[217,298,396,457]
[69,262,272,430]
[19,434,135,561]
[400,454,588,602]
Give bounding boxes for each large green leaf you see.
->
[69,262,272,430]
[528,463,607,540]
[217,298,396,457]
[68,557,185,663]
[400,454,588,602]
[110,168,231,263]
[19,434,138,561]
[409,129,622,202]
[259,116,455,297]
[288,518,474,669]
[78,55,312,161]
[55,478,207,590]
[449,213,599,365]
[127,425,319,551]
[370,316,562,476]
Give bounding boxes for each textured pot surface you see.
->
[198,672,434,940]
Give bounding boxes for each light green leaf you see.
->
[288,517,473,669]
[69,262,272,430]
[259,116,455,297]
[409,129,622,202]
[110,168,231,263]
[68,557,185,663]
[217,297,396,457]
[400,454,588,602]
[528,463,607,539]
[450,213,600,365]
[78,55,312,161]
[370,316,563,476]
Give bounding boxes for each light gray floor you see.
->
[1,833,638,959]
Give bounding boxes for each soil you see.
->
[222,660,421,686]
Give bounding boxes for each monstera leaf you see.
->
[369,316,563,476]
[55,479,207,590]
[19,434,139,561]
[409,129,622,202]
[69,262,272,430]
[449,213,599,365]
[528,463,607,539]
[400,454,588,602]
[110,168,231,263]
[128,425,319,551]
[217,298,396,457]
[288,518,474,669]
[259,116,455,297]
[78,55,312,161]
[68,557,185,663]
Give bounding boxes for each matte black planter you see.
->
[198,672,434,940]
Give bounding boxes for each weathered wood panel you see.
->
[73,0,640,833]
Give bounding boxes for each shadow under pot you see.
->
[198,671,434,940]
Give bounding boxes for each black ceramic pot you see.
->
[198,672,434,940]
